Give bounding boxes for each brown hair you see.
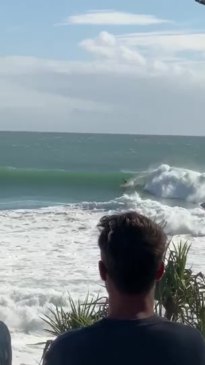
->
[98,211,167,295]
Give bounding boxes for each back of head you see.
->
[98,211,167,295]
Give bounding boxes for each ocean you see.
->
[0,131,205,364]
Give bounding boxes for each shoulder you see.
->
[154,318,205,345]
[158,319,202,334]
[0,322,10,335]
[53,321,103,346]
[51,327,88,347]
[44,321,104,364]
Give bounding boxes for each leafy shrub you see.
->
[41,242,205,362]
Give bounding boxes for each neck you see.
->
[107,289,155,320]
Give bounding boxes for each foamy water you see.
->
[0,195,205,364]
[0,207,102,364]
[142,164,205,203]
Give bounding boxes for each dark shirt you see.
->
[44,316,205,365]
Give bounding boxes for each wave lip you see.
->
[141,164,205,203]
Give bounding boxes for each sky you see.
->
[1,0,205,135]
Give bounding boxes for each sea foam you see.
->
[1,197,205,364]
[141,164,205,203]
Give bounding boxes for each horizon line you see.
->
[0,130,204,138]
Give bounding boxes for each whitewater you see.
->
[1,132,205,364]
[143,164,205,203]
[2,188,205,364]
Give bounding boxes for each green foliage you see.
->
[41,241,205,362]
[155,241,205,335]
[42,294,108,337]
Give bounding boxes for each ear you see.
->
[99,260,107,282]
[155,262,165,281]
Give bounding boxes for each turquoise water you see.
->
[1,132,205,365]
[0,132,205,209]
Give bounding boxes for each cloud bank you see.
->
[1,10,205,134]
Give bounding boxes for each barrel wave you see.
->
[0,166,133,208]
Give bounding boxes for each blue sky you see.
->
[1,0,205,134]
[1,0,204,59]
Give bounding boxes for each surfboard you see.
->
[0,322,12,365]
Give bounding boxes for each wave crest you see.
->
[129,164,205,203]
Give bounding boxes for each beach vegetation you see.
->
[41,241,205,361]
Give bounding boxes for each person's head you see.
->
[98,211,167,296]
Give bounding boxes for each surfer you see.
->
[200,202,205,209]
[121,179,130,190]
[120,179,127,188]
[121,178,135,191]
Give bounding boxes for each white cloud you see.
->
[66,10,168,26]
[1,20,205,134]
[79,31,205,80]
[0,52,205,135]
[80,32,146,66]
[118,31,205,57]
[0,78,109,112]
